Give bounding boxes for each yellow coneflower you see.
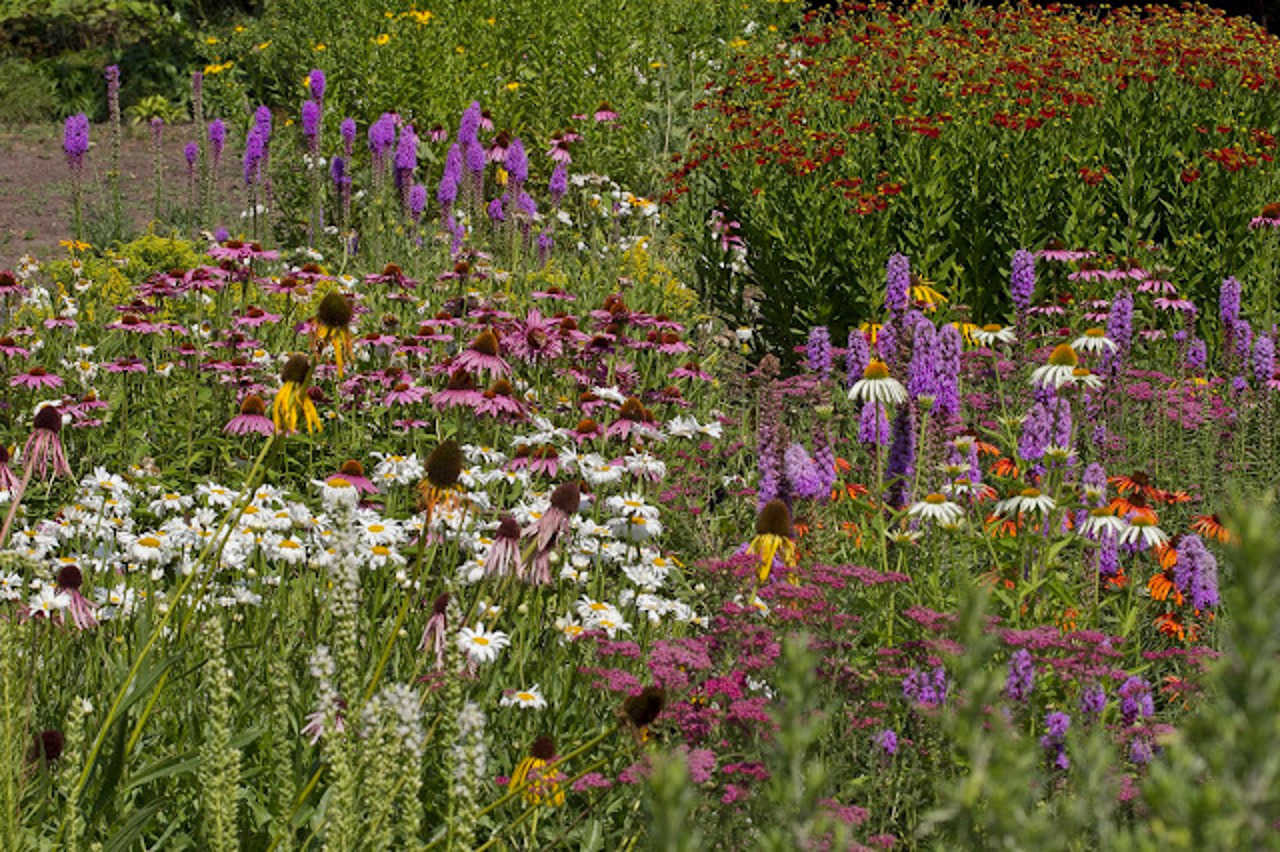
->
[272,354,321,434]
[509,736,566,807]
[909,275,948,311]
[747,499,797,584]
[312,291,354,377]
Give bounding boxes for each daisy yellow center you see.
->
[1073,367,1092,377]
[281,540,300,548]
[863,360,890,380]
[139,537,162,548]
[517,692,535,701]
[369,525,384,533]
[1019,488,1042,499]
[1084,327,1106,338]
[1089,506,1114,517]
[471,636,490,646]
[372,545,390,556]
[1131,516,1154,527]
[982,323,1003,332]
[924,493,947,504]
[1047,345,1079,367]
[328,477,351,488]
[589,602,608,611]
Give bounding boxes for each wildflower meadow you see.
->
[0,0,1279,849]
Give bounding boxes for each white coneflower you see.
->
[313,476,359,511]
[1119,515,1168,549]
[848,360,908,406]
[1030,345,1080,389]
[907,493,964,526]
[885,529,922,545]
[1070,367,1103,389]
[995,487,1056,517]
[1079,507,1128,538]
[972,323,1017,347]
[456,625,510,665]
[1072,327,1118,355]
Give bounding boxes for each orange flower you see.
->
[1109,470,1161,499]
[1155,611,1186,641]
[1109,494,1158,524]
[990,457,1020,478]
[1190,513,1230,543]
[1147,571,1184,605]
[1153,542,1178,571]
[1056,607,1079,633]
[1156,489,1193,505]
[985,512,1020,538]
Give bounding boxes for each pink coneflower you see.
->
[487,130,510,163]
[24,406,72,483]
[505,309,563,361]
[1249,203,1280,229]
[0,336,30,358]
[106,358,148,374]
[567,418,603,444]
[0,447,17,493]
[606,398,659,441]
[0,271,28,298]
[1035,239,1095,262]
[532,286,575,301]
[224,394,275,436]
[1154,297,1196,313]
[452,329,510,378]
[510,444,562,476]
[524,480,580,556]
[1137,279,1177,295]
[105,314,163,334]
[330,460,377,494]
[594,102,619,123]
[547,133,572,164]
[363,262,419,289]
[432,370,484,410]
[12,368,62,390]
[383,381,429,406]
[578,391,612,416]
[234,305,282,328]
[419,592,450,668]
[207,238,280,263]
[476,379,527,420]
[355,332,397,351]
[55,565,97,630]
[671,361,713,381]
[656,332,690,355]
[485,516,523,578]
[428,124,447,143]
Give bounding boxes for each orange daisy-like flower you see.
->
[984,512,1021,538]
[1190,513,1230,543]
[1106,567,1130,591]
[990,457,1020,478]
[1155,611,1186,641]
[1110,493,1158,525]
[1056,607,1079,634]
[1147,571,1184,606]
[975,440,1002,457]
[1152,541,1178,571]
[1156,489,1193,505]
[1109,470,1161,499]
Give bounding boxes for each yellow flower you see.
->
[234,24,245,33]
[255,40,271,50]
[374,33,391,46]
[455,44,465,54]
[408,10,433,25]
[729,38,749,48]
[509,737,565,808]
[313,42,326,51]
[495,166,509,187]
[204,61,234,75]
[505,81,520,91]
[649,61,664,69]
[205,36,219,45]
[486,16,496,25]
[747,500,796,585]
[59,239,91,252]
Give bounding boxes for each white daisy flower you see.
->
[907,493,964,526]
[500,684,547,710]
[312,477,359,512]
[1071,327,1118,355]
[1030,345,1080,389]
[848,360,908,406]
[29,586,70,618]
[971,324,1017,347]
[994,488,1057,517]
[1079,508,1127,539]
[1119,517,1168,550]
[456,625,510,665]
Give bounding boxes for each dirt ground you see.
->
[0,124,238,271]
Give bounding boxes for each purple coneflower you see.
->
[476,379,526,420]
[452,329,510,378]
[432,369,484,410]
[224,394,274,436]
[419,593,450,668]
[329,459,377,494]
[56,565,97,630]
[24,406,72,483]
[12,367,63,390]
[525,480,581,552]
[485,516,523,578]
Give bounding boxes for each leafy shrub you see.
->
[0,58,57,123]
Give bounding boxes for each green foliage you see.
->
[0,57,58,122]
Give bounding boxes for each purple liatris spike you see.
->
[874,729,897,756]
[1118,676,1153,725]
[1220,276,1242,325]
[757,386,785,509]
[1097,530,1119,575]
[368,113,397,165]
[1049,397,1072,448]
[934,323,962,418]
[506,137,528,185]
[184,141,198,171]
[309,68,326,102]
[1019,402,1051,461]
[340,118,356,156]
[330,156,348,191]
[1004,649,1035,702]
[301,100,321,147]
[1253,333,1274,386]
[1107,289,1134,356]
[516,191,537,219]
[208,119,226,163]
[457,101,482,146]
[1079,684,1107,718]
[1187,337,1207,371]
[487,196,506,222]
[465,138,487,175]
[784,443,824,500]
[243,126,266,185]
[884,403,916,507]
[63,113,89,170]
[885,253,910,317]
[537,229,554,263]
[812,422,836,498]
[876,323,897,367]
[1010,249,1036,312]
[806,326,832,377]
[438,144,463,207]
[395,124,418,173]
[903,666,948,708]
[549,162,568,203]
[846,329,870,385]
[907,320,937,402]
[408,184,427,221]
[1081,462,1107,506]
[1233,319,1254,362]
[1177,534,1218,610]
[859,401,890,447]
[1040,711,1071,770]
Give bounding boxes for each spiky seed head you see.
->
[755,499,793,538]
[281,354,311,384]
[425,439,463,489]
[549,481,581,516]
[33,406,62,434]
[240,394,267,416]
[316,291,353,329]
